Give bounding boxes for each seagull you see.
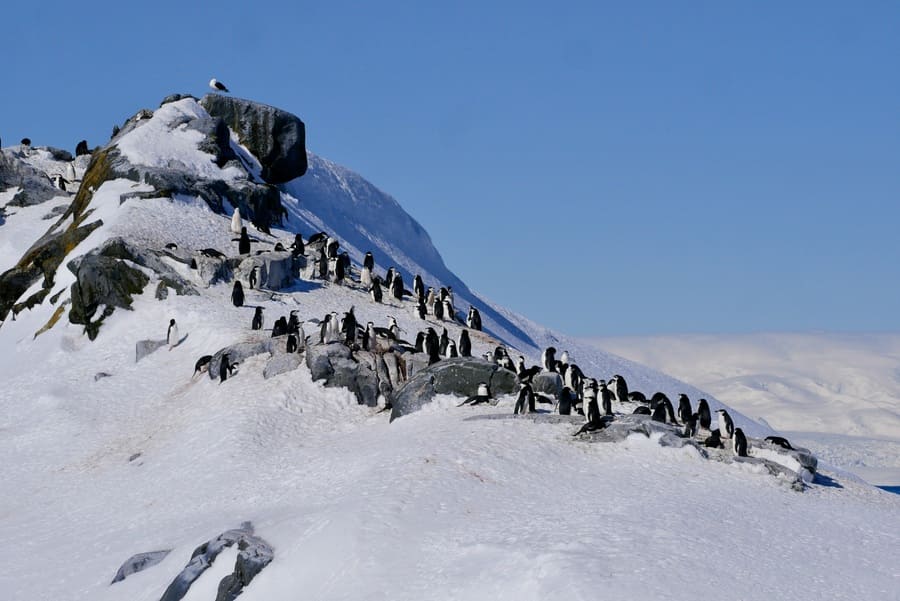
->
[209,78,230,93]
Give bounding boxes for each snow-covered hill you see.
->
[1,97,898,601]
[591,333,900,487]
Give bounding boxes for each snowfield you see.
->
[1,100,899,600]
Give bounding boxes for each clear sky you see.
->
[2,1,898,336]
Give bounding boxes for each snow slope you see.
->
[591,333,900,486]
[1,99,898,600]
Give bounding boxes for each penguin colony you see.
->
[165,199,785,463]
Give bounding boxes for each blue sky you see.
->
[3,1,898,336]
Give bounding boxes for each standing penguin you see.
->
[542,347,557,372]
[599,380,614,416]
[677,394,693,424]
[341,307,358,344]
[514,382,536,414]
[439,328,450,356]
[583,384,600,424]
[697,399,712,430]
[236,227,251,255]
[467,306,482,331]
[219,353,233,383]
[290,233,305,257]
[416,298,427,320]
[232,281,245,307]
[733,428,749,457]
[167,319,179,350]
[445,340,458,358]
[248,266,258,290]
[286,333,298,353]
[363,251,375,272]
[231,207,242,234]
[333,256,345,284]
[557,386,575,415]
[251,306,264,330]
[360,266,373,289]
[424,328,440,365]
[370,280,383,303]
[613,374,629,404]
[716,409,735,439]
[458,329,472,358]
[413,274,425,303]
[390,272,404,301]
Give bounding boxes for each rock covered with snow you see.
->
[0,149,63,206]
[391,357,519,420]
[200,94,307,184]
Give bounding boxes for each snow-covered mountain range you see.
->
[1,95,897,601]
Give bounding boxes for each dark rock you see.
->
[159,524,273,601]
[305,342,351,381]
[235,252,295,290]
[68,251,149,340]
[42,204,68,220]
[530,372,563,398]
[304,344,385,406]
[391,357,520,421]
[200,94,307,184]
[160,93,198,106]
[111,550,171,584]
[94,372,113,381]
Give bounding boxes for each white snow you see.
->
[1,101,898,601]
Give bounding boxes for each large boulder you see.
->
[235,252,295,290]
[209,340,276,381]
[68,250,150,340]
[200,95,307,184]
[391,357,519,421]
[531,372,563,398]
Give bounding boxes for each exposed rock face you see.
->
[391,357,519,421]
[263,351,304,379]
[158,524,273,601]
[209,340,277,381]
[68,251,150,341]
[110,549,171,584]
[531,372,563,398]
[0,149,64,206]
[235,252,296,290]
[200,95,308,184]
[304,343,404,407]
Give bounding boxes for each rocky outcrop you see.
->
[234,251,296,290]
[0,149,64,206]
[209,340,276,381]
[68,250,150,341]
[200,95,307,184]
[304,343,406,407]
[110,550,171,584]
[531,372,563,398]
[263,351,304,379]
[158,523,273,601]
[391,357,519,421]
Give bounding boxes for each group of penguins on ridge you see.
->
[459,346,794,458]
[174,210,795,459]
[180,209,487,387]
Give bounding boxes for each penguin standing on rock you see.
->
[219,353,236,382]
[542,347,557,372]
[467,306,482,331]
[370,280,383,303]
[458,330,472,358]
[286,334,298,353]
[677,394,693,424]
[514,382,536,414]
[167,319,179,350]
[364,251,375,272]
[232,281,244,307]
[599,380,614,416]
[716,409,735,439]
[697,399,712,430]
[612,375,629,404]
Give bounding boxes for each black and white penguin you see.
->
[697,398,712,430]
[704,429,723,448]
[599,381,614,416]
[716,409,734,439]
[432,296,444,321]
[677,394,692,425]
[425,287,435,311]
[649,392,669,410]
[364,251,375,271]
[219,353,234,383]
[632,406,652,415]
[231,207,242,234]
[167,319,179,349]
[651,403,667,423]
[416,298,427,320]
[467,306,482,331]
[385,267,396,288]
[361,266,373,289]
[542,347,557,372]
[583,383,600,424]
[251,306,264,330]
[287,310,300,335]
[193,355,213,376]
[390,272,404,301]
[272,316,288,338]
[341,307,358,344]
[458,330,472,358]
[514,382,536,414]
[307,231,328,245]
[733,428,749,457]
[209,78,230,92]
[765,436,794,450]
[663,397,678,424]
[629,391,648,404]
[445,340,458,358]
[683,413,699,438]
[424,328,440,365]
[370,279,383,303]
[236,227,251,255]
[612,375,629,404]
[286,333,298,353]
[75,139,90,156]
[459,382,492,406]
[516,356,540,382]
[232,281,244,307]
[439,327,450,356]
[333,256,345,284]
[442,298,454,322]
[413,274,424,301]
[557,386,575,415]
[326,237,339,259]
[51,174,69,192]
[248,266,258,290]
[290,234,305,257]
[315,251,328,279]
